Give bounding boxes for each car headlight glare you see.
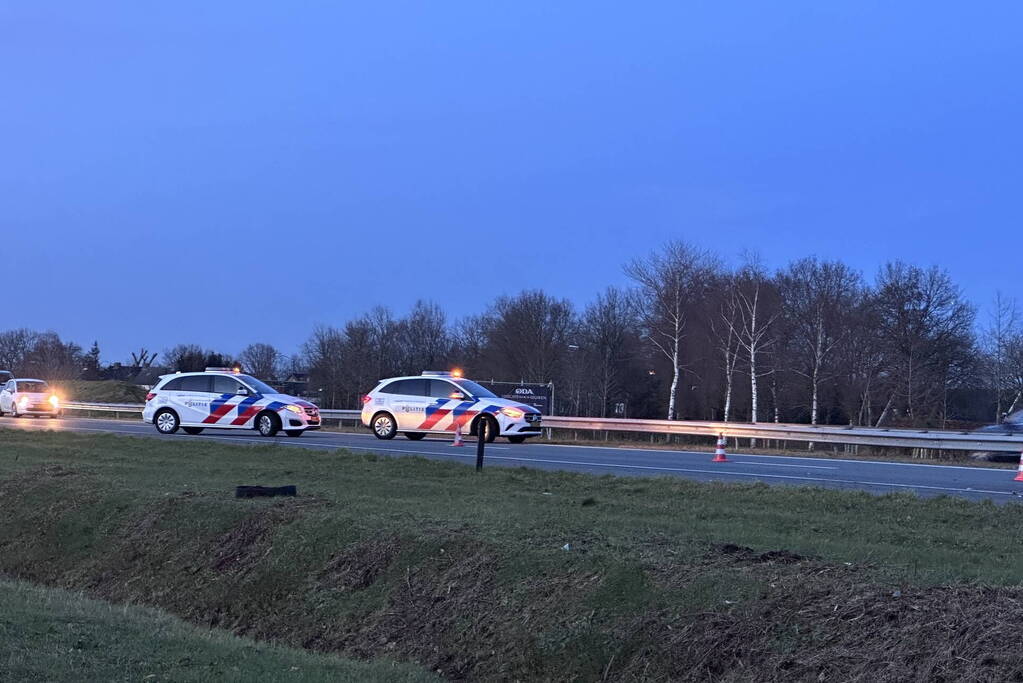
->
[285,405,303,414]
[49,395,59,407]
[500,407,525,419]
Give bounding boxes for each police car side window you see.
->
[162,377,184,391]
[179,375,212,393]
[403,379,428,396]
[378,381,402,395]
[212,375,242,394]
[429,380,458,398]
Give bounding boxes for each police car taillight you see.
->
[146,392,156,402]
[361,394,372,405]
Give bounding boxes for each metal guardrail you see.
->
[60,402,1023,453]
[539,416,1023,453]
[64,402,147,412]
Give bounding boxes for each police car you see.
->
[361,371,543,443]
[142,368,320,437]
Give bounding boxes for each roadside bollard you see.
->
[1014,449,1023,482]
[712,434,729,463]
[476,420,486,471]
[452,421,465,447]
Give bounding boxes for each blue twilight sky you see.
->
[2,2,1021,362]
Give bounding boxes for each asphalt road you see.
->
[3,415,1023,503]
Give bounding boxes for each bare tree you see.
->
[983,292,1019,422]
[484,290,576,385]
[302,325,346,408]
[734,257,779,424]
[238,343,283,380]
[710,279,742,422]
[626,241,719,420]
[22,332,83,381]
[396,300,451,374]
[0,329,38,373]
[777,258,863,426]
[874,262,975,425]
[580,287,641,417]
[130,348,158,368]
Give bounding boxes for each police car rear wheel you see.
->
[372,412,397,439]
[404,432,426,441]
[507,435,526,444]
[257,412,280,437]
[155,409,179,434]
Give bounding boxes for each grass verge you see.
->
[0,577,436,682]
[2,429,1023,680]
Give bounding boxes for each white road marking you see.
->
[731,460,836,470]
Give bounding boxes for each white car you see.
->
[361,371,543,443]
[142,368,321,437]
[0,378,61,418]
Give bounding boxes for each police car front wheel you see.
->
[372,413,397,439]
[475,415,498,443]
[257,412,281,437]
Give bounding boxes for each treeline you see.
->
[4,240,1022,427]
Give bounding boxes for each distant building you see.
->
[278,372,309,397]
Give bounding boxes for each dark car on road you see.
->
[972,410,1023,461]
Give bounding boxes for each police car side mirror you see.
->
[449,392,465,400]
[237,387,250,396]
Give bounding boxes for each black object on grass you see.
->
[235,485,297,498]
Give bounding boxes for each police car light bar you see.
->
[206,367,242,374]
[421,371,453,376]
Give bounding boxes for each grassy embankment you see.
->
[2,429,1023,680]
[0,578,436,682]
[57,380,149,403]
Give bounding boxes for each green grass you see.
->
[0,578,436,682]
[2,429,1023,680]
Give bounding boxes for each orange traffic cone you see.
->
[712,434,728,462]
[451,421,465,447]
[1014,450,1023,481]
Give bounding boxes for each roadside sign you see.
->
[480,381,552,415]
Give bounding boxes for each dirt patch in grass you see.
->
[318,536,402,592]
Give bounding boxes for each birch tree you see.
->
[710,279,742,422]
[625,241,719,420]
[734,259,778,424]
[777,258,863,425]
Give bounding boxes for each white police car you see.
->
[360,371,542,443]
[142,368,320,437]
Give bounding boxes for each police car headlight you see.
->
[500,407,525,419]
[49,395,59,407]
[285,405,304,414]
[18,397,29,408]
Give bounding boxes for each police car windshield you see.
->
[238,375,278,394]
[453,379,496,398]
[18,381,48,393]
